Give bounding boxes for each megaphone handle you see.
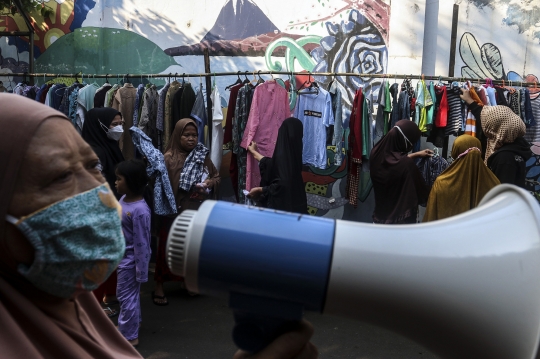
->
[229,292,304,354]
[232,311,301,354]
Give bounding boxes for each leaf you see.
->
[322,3,325,6]
[321,22,323,27]
[289,21,293,23]
[481,43,505,79]
[300,26,304,29]
[306,27,309,31]
[311,21,317,25]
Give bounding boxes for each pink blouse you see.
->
[241,81,291,191]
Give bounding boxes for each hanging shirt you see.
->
[525,92,540,143]
[426,82,436,127]
[234,84,254,203]
[190,86,208,145]
[508,90,520,116]
[163,81,181,148]
[132,84,145,127]
[434,85,448,128]
[241,81,290,192]
[223,83,243,150]
[389,82,400,128]
[139,85,159,148]
[416,80,433,133]
[329,81,345,166]
[113,83,137,160]
[76,83,100,133]
[373,81,387,145]
[293,87,334,169]
[210,86,224,171]
[445,85,463,136]
[94,84,112,108]
[486,86,497,106]
[347,88,364,208]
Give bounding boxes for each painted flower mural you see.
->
[0,0,96,55]
[312,9,388,108]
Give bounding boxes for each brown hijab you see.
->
[164,118,198,200]
[0,94,141,359]
[369,119,429,224]
[423,135,500,222]
[481,105,526,163]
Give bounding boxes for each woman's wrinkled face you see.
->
[181,124,198,151]
[6,119,105,265]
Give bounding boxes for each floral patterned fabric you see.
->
[233,84,254,204]
[130,127,177,216]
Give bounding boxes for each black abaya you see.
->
[259,117,307,214]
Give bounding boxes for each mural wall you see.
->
[1,0,539,220]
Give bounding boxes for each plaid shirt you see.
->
[179,143,209,192]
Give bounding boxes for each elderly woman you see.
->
[0,94,315,359]
[423,135,500,222]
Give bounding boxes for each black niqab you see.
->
[82,108,124,198]
[260,117,307,214]
[369,119,428,223]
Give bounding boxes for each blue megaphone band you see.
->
[197,202,335,312]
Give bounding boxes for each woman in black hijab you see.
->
[82,108,124,312]
[247,117,307,214]
[370,119,432,224]
[82,108,125,199]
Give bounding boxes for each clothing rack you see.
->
[5,71,540,87]
[7,70,538,160]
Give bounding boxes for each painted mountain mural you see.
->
[165,0,316,57]
[203,0,279,41]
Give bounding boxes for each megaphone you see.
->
[166,184,540,359]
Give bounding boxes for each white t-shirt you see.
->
[210,86,224,171]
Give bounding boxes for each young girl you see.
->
[115,159,152,347]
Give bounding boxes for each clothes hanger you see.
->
[226,71,242,90]
[257,70,265,84]
[243,71,250,84]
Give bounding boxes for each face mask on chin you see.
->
[5,183,125,298]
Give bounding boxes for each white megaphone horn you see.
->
[167,184,540,359]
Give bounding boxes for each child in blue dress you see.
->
[115,159,152,347]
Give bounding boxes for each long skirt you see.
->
[117,267,142,341]
[154,216,183,283]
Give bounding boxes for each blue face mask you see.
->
[5,184,125,298]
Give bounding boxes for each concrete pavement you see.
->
[110,281,439,359]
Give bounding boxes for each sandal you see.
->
[151,291,169,306]
[103,307,119,318]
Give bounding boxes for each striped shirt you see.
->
[525,92,540,143]
[445,85,463,136]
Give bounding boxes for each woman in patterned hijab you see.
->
[461,89,532,187]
